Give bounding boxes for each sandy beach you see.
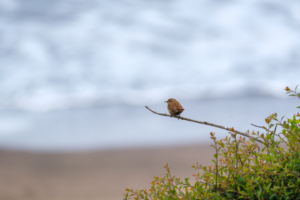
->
[0,144,214,200]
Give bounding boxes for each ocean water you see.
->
[0,0,299,150]
[0,97,299,151]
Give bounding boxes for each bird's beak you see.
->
[164,101,167,103]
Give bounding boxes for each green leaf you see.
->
[289,94,296,96]
[258,189,262,197]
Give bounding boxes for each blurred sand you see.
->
[0,144,214,200]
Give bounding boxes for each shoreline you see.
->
[0,143,214,200]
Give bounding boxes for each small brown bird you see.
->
[165,98,184,118]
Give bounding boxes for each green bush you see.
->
[124,86,300,200]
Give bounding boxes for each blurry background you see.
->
[0,0,299,199]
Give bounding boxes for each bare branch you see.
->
[251,123,263,129]
[145,106,263,144]
[251,123,280,137]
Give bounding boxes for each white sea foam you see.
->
[0,0,299,112]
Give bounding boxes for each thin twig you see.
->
[251,123,280,137]
[251,123,263,129]
[145,106,263,144]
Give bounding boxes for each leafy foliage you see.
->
[124,86,300,200]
